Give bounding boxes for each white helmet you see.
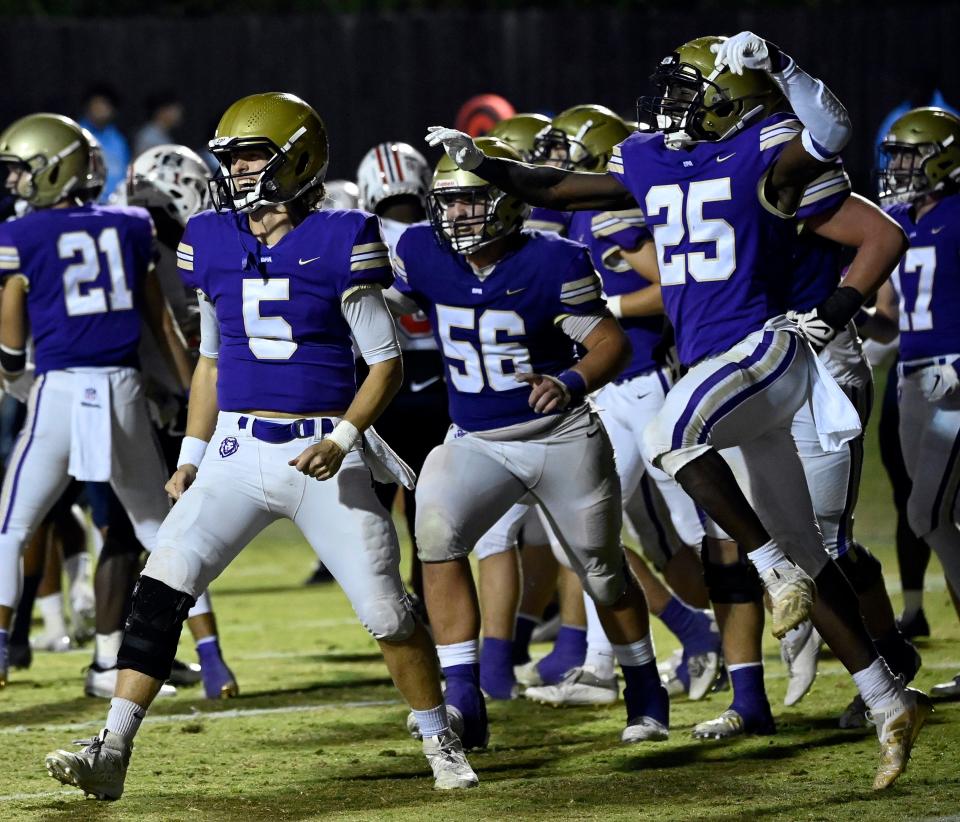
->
[356,142,431,213]
[321,179,360,210]
[79,127,107,202]
[127,144,211,226]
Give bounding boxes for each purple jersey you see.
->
[608,113,802,366]
[177,208,392,413]
[528,206,662,379]
[885,193,960,361]
[394,227,607,432]
[787,164,853,311]
[0,204,153,374]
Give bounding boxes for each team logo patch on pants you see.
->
[219,437,239,458]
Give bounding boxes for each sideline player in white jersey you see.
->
[45,92,477,800]
[356,141,447,604]
[396,137,669,750]
[428,31,930,790]
[874,106,960,700]
[0,114,191,690]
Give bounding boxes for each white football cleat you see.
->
[687,651,721,702]
[45,728,130,800]
[659,649,686,697]
[524,665,619,706]
[780,621,821,706]
[930,674,960,699]
[867,687,932,790]
[693,709,746,740]
[84,665,177,700]
[422,730,479,789]
[513,659,543,687]
[758,564,816,639]
[621,716,669,744]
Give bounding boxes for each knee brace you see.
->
[415,506,469,563]
[117,576,195,681]
[836,542,884,596]
[362,594,415,642]
[700,540,763,604]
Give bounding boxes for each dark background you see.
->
[0,2,955,194]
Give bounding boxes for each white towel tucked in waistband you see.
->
[68,371,112,481]
[804,337,862,452]
[362,425,417,490]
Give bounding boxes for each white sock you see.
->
[411,704,449,738]
[95,631,124,670]
[437,639,479,669]
[38,593,67,638]
[852,657,900,711]
[901,589,923,616]
[583,593,615,678]
[727,661,763,673]
[189,590,212,619]
[747,540,791,574]
[105,697,146,745]
[612,634,656,667]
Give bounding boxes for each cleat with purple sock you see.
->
[197,638,238,700]
[480,637,518,700]
[442,664,489,750]
[535,625,587,685]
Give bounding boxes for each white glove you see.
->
[425,126,484,171]
[786,308,837,352]
[917,362,960,402]
[710,32,772,75]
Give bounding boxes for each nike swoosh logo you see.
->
[932,226,945,234]
[299,256,323,265]
[586,429,599,438]
[409,376,441,393]
[506,288,526,296]
[716,153,736,163]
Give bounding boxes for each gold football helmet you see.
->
[487,113,552,161]
[428,137,529,255]
[532,105,631,172]
[877,107,960,205]
[208,92,328,213]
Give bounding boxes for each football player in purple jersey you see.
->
[427,31,930,789]
[0,114,192,692]
[394,137,670,751]
[874,106,960,701]
[45,93,477,800]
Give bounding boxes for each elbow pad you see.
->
[0,344,26,376]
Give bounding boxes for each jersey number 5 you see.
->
[645,179,736,286]
[437,305,530,393]
[59,229,133,316]
[242,279,297,359]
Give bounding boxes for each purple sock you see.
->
[0,629,7,672]
[659,597,717,655]
[197,637,224,667]
[512,615,539,664]
[729,664,774,732]
[441,663,488,750]
[536,625,587,684]
[480,637,516,699]
[622,661,669,725]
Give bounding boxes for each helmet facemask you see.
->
[209,130,318,214]
[428,183,517,256]
[639,54,767,149]
[876,143,938,206]
[531,126,596,171]
[0,145,82,205]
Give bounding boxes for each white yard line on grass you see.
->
[0,788,74,802]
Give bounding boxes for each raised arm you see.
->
[425,127,636,212]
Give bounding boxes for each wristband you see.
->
[606,294,623,319]
[817,286,864,331]
[327,419,360,453]
[177,436,208,469]
[557,369,588,406]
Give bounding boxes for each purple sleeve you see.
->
[557,247,609,318]
[796,162,852,221]
[526,207,572,235]
[344,214,393,293]
[589,208,649,252]
[175,217,202,292]
[391,229,426,306]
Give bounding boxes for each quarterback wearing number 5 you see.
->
[427,31,929,789]
[46,93,477,800]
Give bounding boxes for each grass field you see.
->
[3,372,960,821]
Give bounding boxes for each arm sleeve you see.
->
[560,314,604,343]
[770,57,852,162]
[197,290,220,359]
[383,285,420,316]
[341,285,402,365]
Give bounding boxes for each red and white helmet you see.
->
[126,144,211,226]
[356,142,431,214]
